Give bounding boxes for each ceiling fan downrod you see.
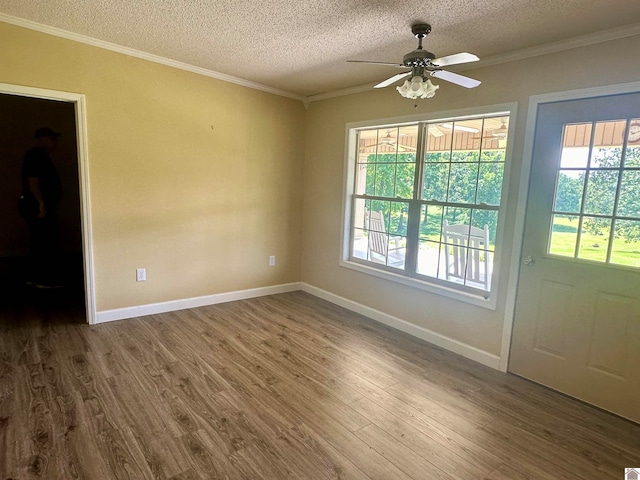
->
[412,23,432,50]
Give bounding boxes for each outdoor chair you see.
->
[443,219,490,290]
[367,211,405,267]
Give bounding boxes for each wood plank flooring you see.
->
[1,290,639,479]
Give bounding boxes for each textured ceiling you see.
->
[2,0,640,98]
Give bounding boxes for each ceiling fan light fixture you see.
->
[396,76,439,99]
[492,121,509,138]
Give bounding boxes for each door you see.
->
[510,92,640,423]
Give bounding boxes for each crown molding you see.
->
[3,13,640,105]
[465,21,640,72]
[0,13,307,102]
[308,83,374,103]
[308,22,640,103]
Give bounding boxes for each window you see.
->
[549,119,640,268]
[343,109,512,306]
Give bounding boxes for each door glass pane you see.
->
[617,171,640,218]
[625,119,640,165]
[583,170,619,216]
[578,217,611,262]
[626,145,640,167]
[554,170,585,214]
[549,214,579,257]
[560,147,590,169]
[548,118,640,268]
[561,123,592,167]
[611,220,640,267]
[590,120,626,167]
[591,146,622,168]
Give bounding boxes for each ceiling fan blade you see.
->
[347,60,405,67]
[431,52,479,67]
[374,71,411,89]
[428,125,445,137]
[397,143,417,151]
[431,70,481,88]
[439,123,479,133]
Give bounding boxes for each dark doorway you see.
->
[0,93,85,315]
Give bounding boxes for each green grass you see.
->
[550,216,640,267]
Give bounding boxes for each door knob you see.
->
[523,255,535,266]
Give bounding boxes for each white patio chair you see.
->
[443,219,490,290]
[367,211,405,267]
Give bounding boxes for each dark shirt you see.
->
[21,147,62,211]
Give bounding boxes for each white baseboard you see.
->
[95,280,500,370]
[300,283,501,370]
[95,282,302,324]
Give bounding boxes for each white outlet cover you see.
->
[136,268,146,281]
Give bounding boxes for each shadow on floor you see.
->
[0,253,86,324]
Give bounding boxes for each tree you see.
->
[580,147,640,242]
[554,173,583,214]
[364,149,507,244]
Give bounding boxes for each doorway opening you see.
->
[0,84,94,324]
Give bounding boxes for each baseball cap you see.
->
[34,127,62,139]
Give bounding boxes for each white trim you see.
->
[95,282,302,323]
[307,23,640,103]
[0,82,97,325]
[342,103,516,133]
[340,103,517,311]
[0,14,306,103]
[500,80,640,372]
[301,283,501,370]
[308,84,373,103]
[338,260,494,309]
[469,23,640,73]
[3,13,639,105]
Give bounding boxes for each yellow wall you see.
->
[0,22,305,311]
[302,35,640,356]
[4,18,640,359]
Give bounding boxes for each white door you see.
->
[510,92,640,423]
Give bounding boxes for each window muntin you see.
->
[348,114,510,296]
[548,119,640,268]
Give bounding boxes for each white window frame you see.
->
[340,104,517,310]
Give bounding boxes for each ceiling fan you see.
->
[348,23,481,99]
[360,130,417,152]
[471,118,509,147]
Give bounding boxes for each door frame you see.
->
[1,82,96,325]
[500,80,640,371]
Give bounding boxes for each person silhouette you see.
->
[20,127,63,288]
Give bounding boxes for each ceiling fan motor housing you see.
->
[402,49,436,68]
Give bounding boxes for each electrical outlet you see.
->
[136,268,146,282]
[269,256,276,266]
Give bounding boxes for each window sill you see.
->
[339,258,497,310]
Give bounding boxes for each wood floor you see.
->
[1,290,639,479]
